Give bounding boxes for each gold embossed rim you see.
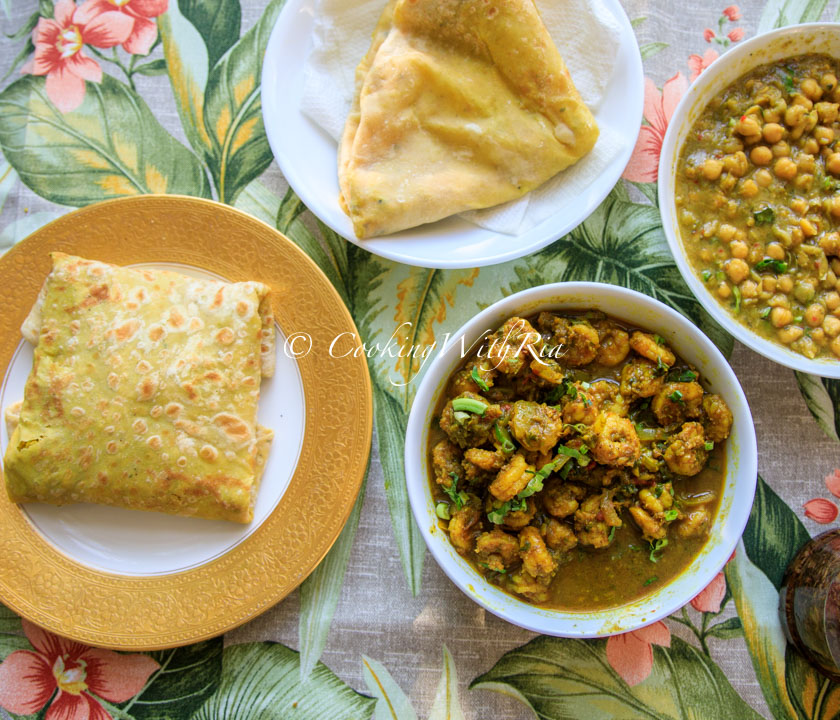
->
[0,195,373,650]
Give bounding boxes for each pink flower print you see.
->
[21,0,132,112]
[0,619,159,719]
[703,28,716,43]
[605,621,671,686]
[722,5,741,21]
[688,49,720,81]
[622,72,688,183]
[826,469,840,498]
[728,28,745,42]
[75,0,168,56]
[690,571,726,612]
[804,498,839,524]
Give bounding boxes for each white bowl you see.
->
[260,0,643,269]
[405,283,757,637]
[659,23,840,378]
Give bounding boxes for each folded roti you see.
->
[2,253,275,524]
[338,0,600,239]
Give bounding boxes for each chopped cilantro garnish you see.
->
[608,526,616,543]
[478,562,506,575]
[704,441,714,451]
[783,68,795,93]
[732,284,742,314]
[518,459,557,498]
[664,509,679,521]
[444,473,467,510]
[557,444,590,467]
[654,334,665,345]
[471,366,490,392]
[565,382,578,400]
[702,269,712,282]
[755,258,788,273]
[667,368,697,383]
[544,386,563,404]
[644,576,658,586]
[759,306,772,319]
[487,498,526,524]
[654,484,664,498]
[794,315,803,323]
[649,538,669,563]
[493,422,516,453]
[667,389,684,404]
[753,207,776,225]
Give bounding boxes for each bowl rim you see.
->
[658,22,840,379]
[404,282,757,637]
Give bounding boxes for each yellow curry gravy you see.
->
[427,311,728,611]
[676,54,840,361]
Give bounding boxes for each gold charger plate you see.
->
[0,195,372,650]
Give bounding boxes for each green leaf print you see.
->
[505,189,733,358]
[759,0,831,32]
[192,643,375,720]
[786,644,840,719]
[202,0,286,204]
[0,74,210,205]
[428,646,466,720]
[362,655,419,720]
[117,639,223,720]
[470,635,763,720]
[0,603,28,662]
[796,372,840,444]
[178,0,242,69]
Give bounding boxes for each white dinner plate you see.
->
[261,0,644,269]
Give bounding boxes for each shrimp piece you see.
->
[464,448,506,472]
[562,386,599,425]
[489,453,534,501]
[651,382,704,425]
[431,440,462,488]
[629,331,676,367]
[703,394,733,443]
[545,519,578,552]
[529,357,565,385]
[519,526,557,578]
[555,320,600,367]
[447,502,482,554]
[509,400,565,454]
[629,506,666,541]
[619,360,664,399]
[664,422,708,476]
[486,317,542,375]
[542,480,585,518]
[595,321,631,366]
[475,528,520,568]
[591,412,641,467]
[509,571,551,603]
[674,509,711,538]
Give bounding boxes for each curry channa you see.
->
[428,312,730,610]
[677,54,840,361]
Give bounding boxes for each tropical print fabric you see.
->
[1,1,840,718]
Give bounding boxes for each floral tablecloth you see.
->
[2,1,840,718]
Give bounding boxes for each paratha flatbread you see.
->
[2,253,274,523]
[338,0,599,239]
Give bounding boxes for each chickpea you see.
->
[823,315,840,337]
[775,157,798,180]
[802,78,823,101]
[794,279,817,303]
[773,141,792,157]
[829,196,840,218]
[763,122,784,143]
[831,336,840,358]
[813,328,827,345]
[748,243,765,265]
[806,303,827,327]
[779,275,794,293]
[717,282,731,299]
[803,138,820,155]
[791,197,809,214]
[724,151,749,178]
[702,158,724,181]
[755,168,773,186]
[771,306,794,328]
[725,258,750,283]
[793,94,814,110]
[770,293,790,307]
[741,279,759,298]
[749,145,773,166]
[797,154,817,173]
[815,126,835,145]
[717,223,736,242]
[826,153,840,175]
[778,325,805,344]
[800,218,818,237]
[740,179,759,198]
[720,173,737,192]
[816,102,840,124]
[825,291,840,311]
[791,227,805,246]
[833,258,840,275]
[794,173,814,191]
[736,115,762,137]
[763,276,778,293]
[729,240,748,259]
[820,232,840,256]
[767,242,786,260]
[821,73,838,93]
[785,104,807,127]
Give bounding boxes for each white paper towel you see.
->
[301,0,624,236]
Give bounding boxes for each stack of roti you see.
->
[338,0,600,238]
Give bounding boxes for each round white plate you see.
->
[0,263,305,577]
[261,0,644,269]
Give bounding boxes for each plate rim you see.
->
[0,194,373,650]
[260,0,644,269]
